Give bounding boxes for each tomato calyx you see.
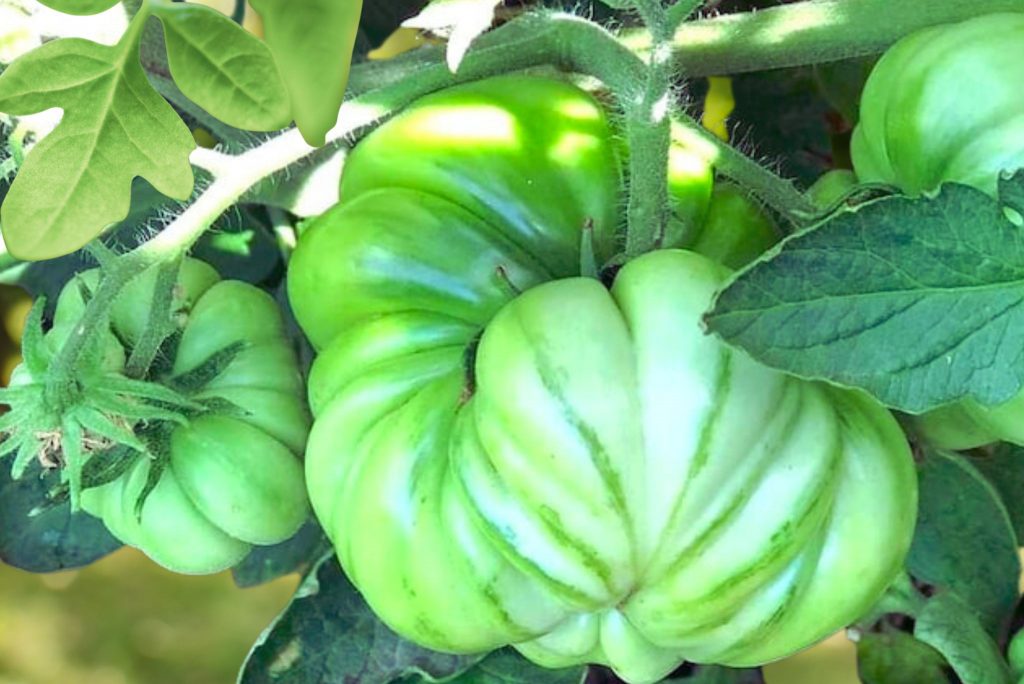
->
[0,290,249,513]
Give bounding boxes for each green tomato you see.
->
[289,76,915,683]
[806,169,857,210]
[689,183,779,270]
[38,258,310,575]
[851,14,1024,449]
[851,13,1024,197]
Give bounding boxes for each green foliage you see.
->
[250,0,363,146]
[971,444,1024,541]
[907,449,1020,637]
[0,460,121,571]
[151,0,290,131]
[35,0,120,16]
[231,521,329,589]
[708,172,1024,413]
[239,553,491,684]
[0,30,196,260]
[914,592,1014,684]
[857,630,950,684]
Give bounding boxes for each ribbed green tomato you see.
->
[851,13,1024,449]
[36,259,311,574]
[851,13,1024,197]
[289,76,916,683]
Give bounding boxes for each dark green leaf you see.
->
[0,35,195,260]
[232,521,330,589]
[238,553,484,684]
[250,0,364,146]
[0,462,120,572]
[151,0,291,132]
[915,592,1013,684]
[856,629,951,684]
[438,649,585,684]
[707,172,1024,413]
[971,444,1024,542]
[908,450,1019,637]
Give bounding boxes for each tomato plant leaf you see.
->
[403,0,502,73]
[907,450,1019,638]
[150,0,290,132]
[971,444,1024,541]
[0,36,195,260]
[857,630,950,684]
[238,552,485,684]
[0,461,121,572]
[249,0,363,147]
[707,172,1024,413]
[35,0,121,16]
[231,520,329,589]
[914,592,1014,684]
[443,650,586,684]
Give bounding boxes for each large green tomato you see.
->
[289,76,916,683]
[852,13,1024,197]
[851,13,1024,449]
[29,259,311,574]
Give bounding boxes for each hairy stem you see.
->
[670,115,817,226]
[627,0,1024,75]
[623,0,673,258]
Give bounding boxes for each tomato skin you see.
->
[39,258,311,574]
[290,76,914,682]
[851,13,1024,197]
[851,14,1024,449]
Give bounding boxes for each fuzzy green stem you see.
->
[626,0,1024,75]
[671,114,817,226]
[623,0,674,259]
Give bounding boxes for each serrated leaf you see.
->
[442,649,586,684]
[403,0,501,73]
[232,520,329,589]
[238,553,484,684]
[35,0,120,16]
[908,450,1019,637]
[857,629,951,684]
[0,461,120,572]
[707,172,1024,413]
[249,0,363,146]
[151,0,290,132]
[0,36,195,260]
[972,444,1024,541]
[915,592,1013,684]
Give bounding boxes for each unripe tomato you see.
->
[289,76,916,682]
[851,13,1024,197]
[15,258,310,574]
[851,13,1024,449]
